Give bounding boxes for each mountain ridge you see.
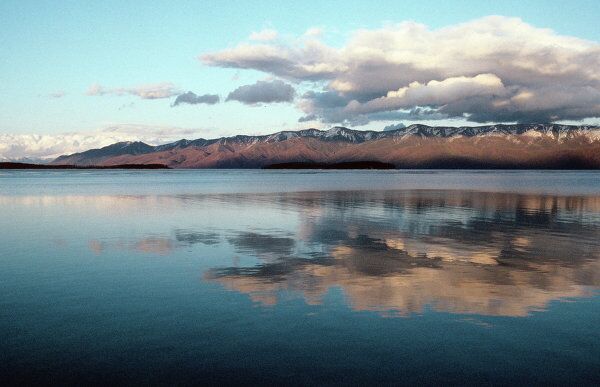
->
[51,124,600,169]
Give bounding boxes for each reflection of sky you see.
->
[4,187,597,318]
[203,191,600,317]
[3,167,600,387]
[3,170,600,196]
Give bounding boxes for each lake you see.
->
[1,170,599,385]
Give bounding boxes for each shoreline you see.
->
[0,162,170,170]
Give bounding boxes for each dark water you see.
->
[1,170,599,385]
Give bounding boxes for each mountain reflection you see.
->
[205,191,600,317]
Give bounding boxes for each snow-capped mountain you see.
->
[51,124,600,169]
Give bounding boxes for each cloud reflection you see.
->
[175,229,221,246]
[205,191,600,317]
[228,232,296,259]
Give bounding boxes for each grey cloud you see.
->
[175,230,220,245]
[302,90,349,108]
[172,91,220,106]
[226,80,295,105]
[383,123,406,131]
[201,42,343,81]
[298,114,317,122]
[367,108,449,122]
[228,231,295,257]
[298,90,450,125]
[202,16,600,124]
[296,90,353,124]
[339,74,508,123]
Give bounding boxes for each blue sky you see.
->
[1,0,600,158]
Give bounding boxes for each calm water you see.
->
[1,170,600,385]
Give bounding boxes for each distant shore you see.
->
[3,158,600,170]
[0,162,170,169]
[263,161,395,169]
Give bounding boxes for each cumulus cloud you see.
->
[202,16,600,124]
[249,29,278,41]
[296,91,451,125]
[202,41,345,81]
[86,82,181,99]
[226,80,296,105]
[0,125,212,160]
[344,74,508,116]
[172,91,220,106]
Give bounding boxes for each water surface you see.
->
[1,170,599,384]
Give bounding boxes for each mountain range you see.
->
[51,124,600,169]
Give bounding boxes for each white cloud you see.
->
[86,82,181,99]
[344,73,508,115]
[86,83,104,96]
[249,28,278,41]
[0,125,212,160]
[201,16,600,124]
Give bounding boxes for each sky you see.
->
[1,0,600,159]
